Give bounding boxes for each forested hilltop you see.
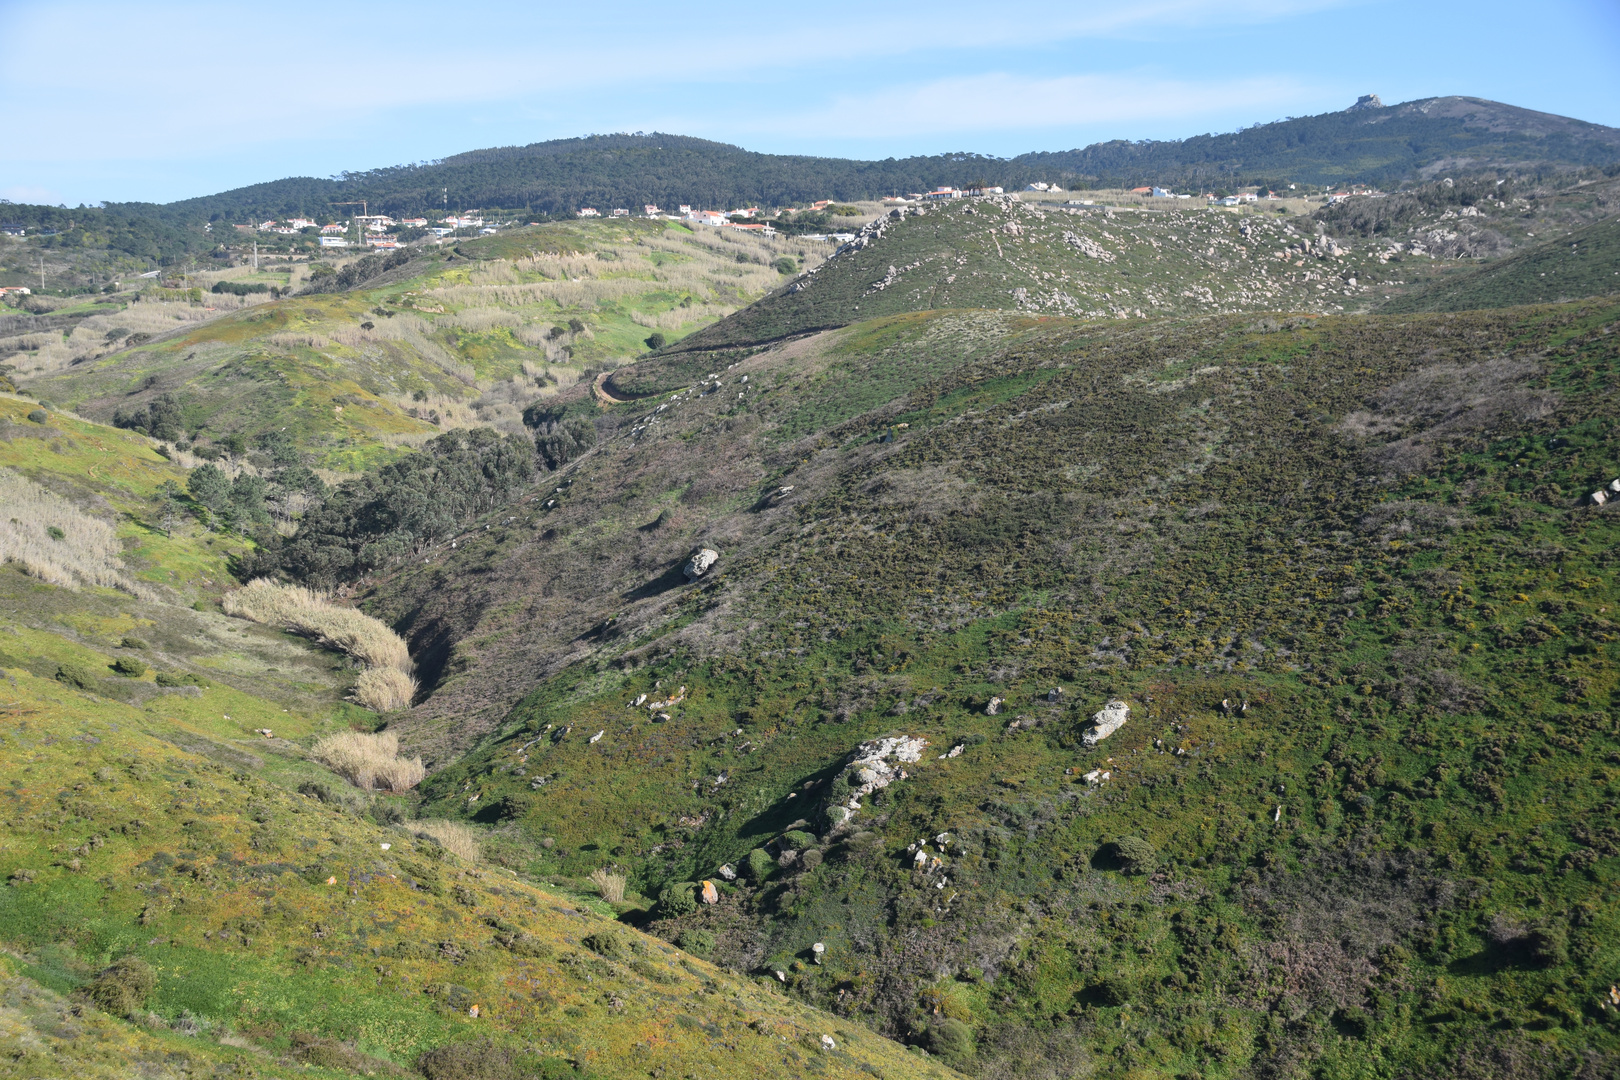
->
[4,95,1618,269]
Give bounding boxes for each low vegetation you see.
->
[0,466,136,593]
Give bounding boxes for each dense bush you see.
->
[54,662,96,690]
[274,427,535,585]
[656,881,698,917]
[744,848,774,881]
[925,1019,974,1066]
[528,412,597,472]
[83,956,156,1016]
[109,656,146,678]
[112,392,185,442]
[210,280,269,295]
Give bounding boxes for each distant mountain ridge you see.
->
[100,96,1620,222]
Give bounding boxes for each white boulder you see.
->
[684,548,719,580]
[1083,700,1130,746]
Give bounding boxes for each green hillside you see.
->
[633,196,1394,382]
[1383,214,1620,312]
[19,219,820,472]
[0,395,952,1079]
[242,297,1620,1079]
[8,125,1620,1080]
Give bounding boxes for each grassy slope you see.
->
[1384,215,1620,313]
[372,300,1619,1078]
[0,398,949,1078]
[632,198,1403,381]
[23,220,813,472]
[0,662,955,1080]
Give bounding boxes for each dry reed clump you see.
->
[3,299,228,376]
[223,579,418,711]
[223,579,413,672]
[310,730,425,792]
[588,868,627,903]
[0,468,136,592]
[355,667,418,712]
[412,820,482,862]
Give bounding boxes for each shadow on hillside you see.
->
[620,562,689,602]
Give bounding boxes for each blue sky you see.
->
[1,0,1616,206]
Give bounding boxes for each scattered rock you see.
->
[1083,700,1130,746]
[588,730,604,744]
[985,696,1002,715]
[821,1034,836,1050]
[717,863,736,881]
[812,942,825,963]
[700,880,719,904]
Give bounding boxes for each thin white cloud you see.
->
[689,72,1314,142]
[0,0,1358,162]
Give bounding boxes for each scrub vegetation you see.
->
[0,135,1617,1079]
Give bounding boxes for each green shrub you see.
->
[582,931,628,960]
[388,941,436,960]
[772,257,797,275]
[1525,923,1569,968]
[55,662,96,690]
[1097,974,1134,1005]
[676,928,715,957]
[800,849,824,870]
[644,332,667,350]
[83,956,156,1016]
[109,657,147,678]
[744,848,774,881]
[780,830,816,851]
[418,1037,571,1079]
[829,204,861,216]
[1112,835,1157,876]
[656,881,698,917]
[46,525,65,541]
[27,410,47,424]
[118,636,147,650]
[926,1018,974,1066]
[155,671,209,688]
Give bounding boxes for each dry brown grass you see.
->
[588,868,627,903]
[223,579,418,712]
[223,579,412,672]
[411,820,482,862]
[0,468,139,593]
[355,666,418,712]
[310,730,425,792]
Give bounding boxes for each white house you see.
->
[319,236,350,247]
[577,208,601,218]
[611,209,630,218]
[1025,183,1049,192]
[644,204,661,216]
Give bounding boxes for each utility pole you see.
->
[252,240,258,272]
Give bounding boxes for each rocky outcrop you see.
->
[1083,700,1130,746]
[821,735,927,829]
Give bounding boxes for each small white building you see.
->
[611,208,630,218]
[319,236,350,247]
[577,208,601,218]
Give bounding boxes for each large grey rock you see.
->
[1083,700,1130,746]
[684,548,719,580]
